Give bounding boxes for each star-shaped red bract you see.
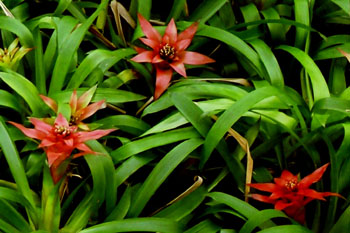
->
[9,113,114,183]
[131,13,215,99]
[248,163,342,223]
[40,86,106,130]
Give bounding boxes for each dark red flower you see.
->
[9,113,115,183]
[248,163,343,223]
[131,13,215,99]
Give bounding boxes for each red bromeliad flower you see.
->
[248,163,342,223]
[40,86,106,130]
[9,113,115,183]
[131,13,215,99]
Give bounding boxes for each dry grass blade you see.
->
[114,1,136,29]
[185,78,251,86]
[136,96,154,115]
[107,103,127,114]
[0,0,14,18]
[150,176,203,216]
[211,115,253,202]
[110,0,127,46]
[337,48,350,63]
[89,25,117,49]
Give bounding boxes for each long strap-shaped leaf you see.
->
[79,217,182,233]
[111,127,200,163]
[127,138,203,217]
[48,0,109,95]
[0,117,37,222]
[257,225,313,233]
[66,48,136,89]
[195,24,264,77]
[0,16,34,47]
[202,86,294,168]
[239,209,292,233]
[277,45,330,103]
[0,72,47,117]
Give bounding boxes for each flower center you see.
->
[54,124,74,136]
[159,44,175,61]
[70,114,81,125]
[285,179,298,191]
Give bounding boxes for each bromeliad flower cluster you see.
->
[0,38,32,71]
[248,163,342,223]
[131,13,215,99]
[9,87,115,183]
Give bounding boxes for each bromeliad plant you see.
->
[131,13,215,99]
[248,163,343,223]
[1,0,350,232]
[0,38,32,71]
[9,87,115,183]
[40,85,106,130]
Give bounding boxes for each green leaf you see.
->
[331,0,350,15]
[67,48,136,89]
[84,141,109,209]
[0,199,32,232]
[0,16,34,47]
[79,217,182,233]
[128,138,203,217]
[202,86,294,168]
[167,0,187,21]
[312,97,350,116]
[338,124,350,192]
[155,186,207,221]
[142,99,233,136]
[137,0,151,19]
[277,45,330,103]
[85,140,116,214]
[294,0,310,49]
[0,117,36,212]
[143,81,247,116]
[194,24,264,77]
[0,72,48,116]
[240,3,260,29]
[32,27,46,94]
[110,127,200,163]
[62,192,94,232]
[239,209,292,233]
[0,218,21,233]
[170,92,212,136]
[249,39,284,87]
[54,0,72,15]
[261,7,286,41]
[189,0,227,23]
[329,58,347,95]
[330,204,350,233]
[257,225,312,233]
[114,152,157,188]
[50,88,146,105]
[48,0,109,95]
[105,186,131,221]
[313,43,350,60]
[40,165,60,233]
[0,90,22,113]
[184,219,220,233]
[207,192,259,220]
[95,115,150,136]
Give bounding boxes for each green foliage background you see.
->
[0,0,349,232]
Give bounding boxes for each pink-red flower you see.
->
[248,163,342,223]
[40,86,106,130]
[131,13,215,99]
[9,113,115,183]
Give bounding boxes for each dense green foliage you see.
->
[0,0,349,232]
